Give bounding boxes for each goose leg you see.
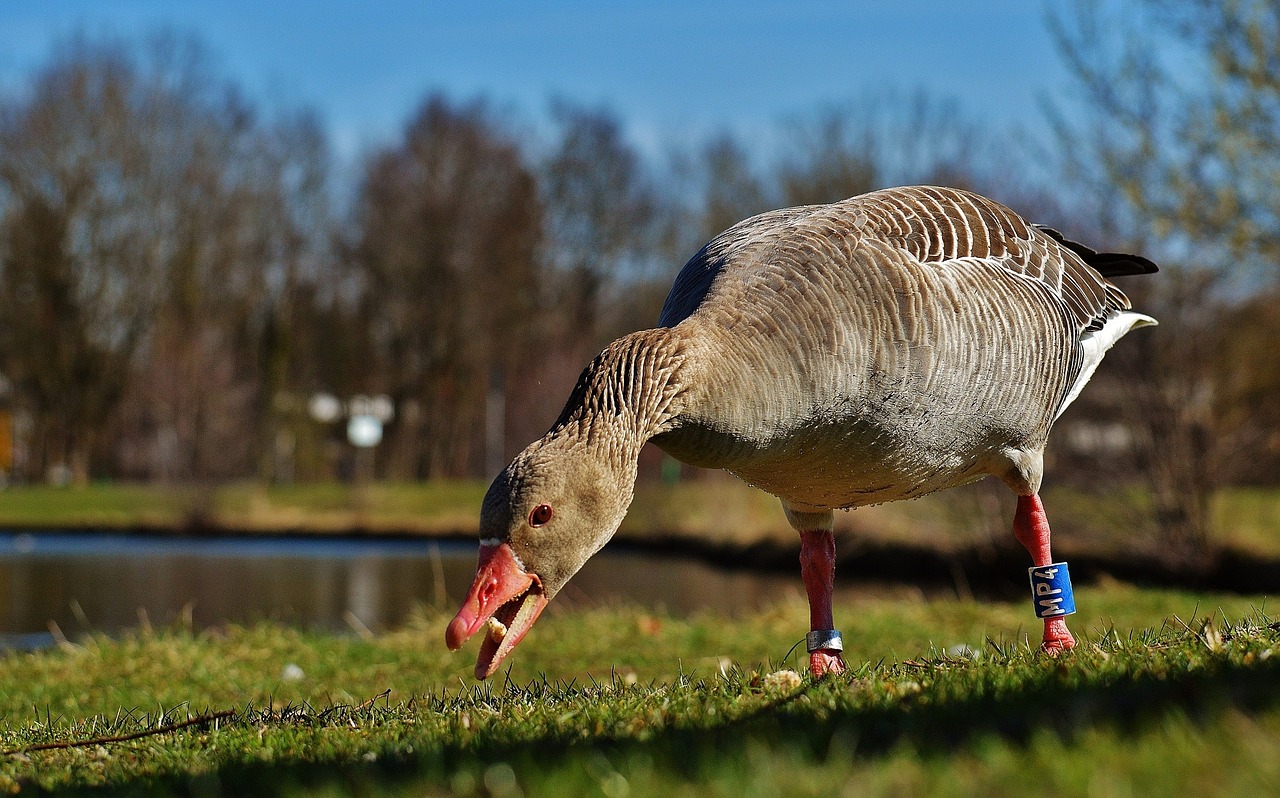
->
[799,529,847,677]
[1013,493,1076,653]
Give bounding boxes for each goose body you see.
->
[651,186,1154,511]
[446,185,1157,679]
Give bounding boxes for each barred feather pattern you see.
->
[648,185,1151,511]
[662,186,1133,336]
[854,186,1132,334]
[551,328,689,446]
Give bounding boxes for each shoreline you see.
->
[5,522,1279,600]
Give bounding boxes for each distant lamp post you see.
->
[347,414,383,449]
[307,393,342,425]
[308,392,394,483]
[346,394,395,450]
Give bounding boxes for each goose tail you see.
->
[1035,225,1159,277]
[1056,311,1159,419]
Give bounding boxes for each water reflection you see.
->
[0,532,843,648]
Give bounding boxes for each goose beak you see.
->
[445,542,549,679]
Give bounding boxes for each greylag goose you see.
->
[446,185,1157,679]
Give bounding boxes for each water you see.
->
[0,532,835,649]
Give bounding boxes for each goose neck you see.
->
[552,327,689,448]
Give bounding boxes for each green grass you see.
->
[0,481,490,535]
[2,480,1277,559]
[3,584,1280,795]
[0,483,195,529]
[1213,487,1280,556]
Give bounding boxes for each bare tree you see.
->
[0,34,336,484]
[1047,0,1280,555]
[539,101,665,349]
[773,92,1002,207]
[686,132,773,245]
[124,107,334,483]
[775,106,879,207]
[1051,0,1280,283]
[0,35,209,482]
[350,96,543,479]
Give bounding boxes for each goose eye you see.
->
[528,504,554,527]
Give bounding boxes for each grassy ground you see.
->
[0,481,489,535]
[3,584,1280,795]
[1,479,1276,557]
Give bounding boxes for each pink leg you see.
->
[799,529,847,677]
[1014,494,1076,653]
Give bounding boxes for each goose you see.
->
[445,185,1157,679]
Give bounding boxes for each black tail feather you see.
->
[1035,225,1159,277]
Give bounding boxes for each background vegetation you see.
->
[0,0,1277,565]
[3,4,1280,794]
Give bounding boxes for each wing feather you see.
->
[857,186,1133,335]
[659,186,1151,342]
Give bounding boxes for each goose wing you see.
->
[659,204,816,327]
[658,185,1156,423]
[855,185,1139,335]
[661,185,1150,337]
[854,186,1157,415]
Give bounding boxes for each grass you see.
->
[1,479,1277,559]
[1213,487,1280,556]
[3,584,1280,794]
[2,478,1276,791]
[0,481,490,535]
[0,483,195,530]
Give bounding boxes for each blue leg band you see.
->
[1028,562,1076,618]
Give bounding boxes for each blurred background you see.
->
[0,0,1277,577]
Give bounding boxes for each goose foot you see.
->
[809,649,847,678]
[1041,617,1076,654]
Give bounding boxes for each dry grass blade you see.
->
[1,708,236,756]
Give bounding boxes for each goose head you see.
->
[444,431,637,679]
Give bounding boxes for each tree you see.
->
[1051,0,1280,282]
[539,101,665,349]
[775,106,879,207]
[123,107,335,483]
[1048,0,1280,554]
[774,92,1000,208]
[682,132,773,246]
[350,96,544,479]
[0,34,336,483]
[0,35,209,482]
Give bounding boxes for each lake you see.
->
[0,531,898,649]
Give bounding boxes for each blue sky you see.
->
[0,1,1071,161]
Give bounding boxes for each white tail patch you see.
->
[1056,311,1158,419]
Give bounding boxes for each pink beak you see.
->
[445,542,549,679]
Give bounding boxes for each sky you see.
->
[0,1,1073,164]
